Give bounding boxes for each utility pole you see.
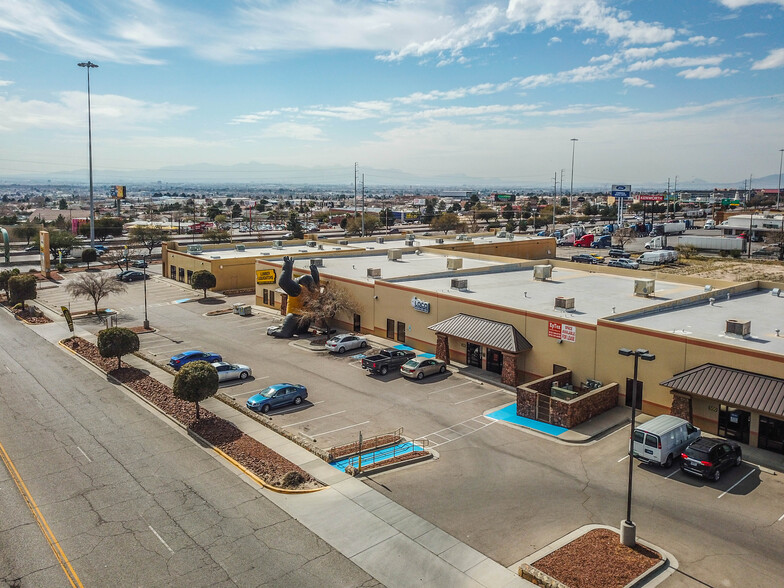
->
[354,162,358,218]
[569,139,578,214]
[361,174,365,237]
[666,178,671,220]
[553,172,558,233]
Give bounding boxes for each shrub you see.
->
[97,327,140,370]
[729,250,741,259]
[8,274,37,310]
[172,361,218,420]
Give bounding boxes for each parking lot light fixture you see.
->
[77,60,98,249]
[618,347,655,547]
[143,256,149,330]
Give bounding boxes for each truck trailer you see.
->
[645,235,746,253]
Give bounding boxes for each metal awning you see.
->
[661,363,784,418]
[428,313,532,354]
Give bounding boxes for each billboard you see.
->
[493,194,516,202]
[548,320,576,342]
[412,198,427,206]
[110,185,126,199]
[611,184,631,199]
[638,194,664,202]
[256,269,277,285]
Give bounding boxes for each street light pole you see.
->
[569,138,578,214]
[78,61,98,250]
[777,149,783,210]
[142,256,150,330]
[618,347,656,547]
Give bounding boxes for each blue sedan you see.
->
[246,383,308,414]
[168,350,222,370]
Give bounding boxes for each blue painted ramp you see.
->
[487,404,568,437]
[330,442,421,471]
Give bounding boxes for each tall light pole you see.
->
[142,256,150,330]
[569,138,578,214]
[78,61,98,249]
[618,347,656,547]
[777,149,783,210]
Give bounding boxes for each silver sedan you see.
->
[400,357,447,380]
[211,362,252,382]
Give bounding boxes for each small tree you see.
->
[82,248,98,270]
[128,226,166,255]
[8,274,37,310]
[12,225,38,245]
[203,228,231,243]
[65,272,127,315]
[97,327,139,369]
[191,270,216,299]
[0,268,21,299]
[299,281,360,332]
[172,361,218,420]
[431,212,463,234]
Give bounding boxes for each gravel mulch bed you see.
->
[533,528,661,588]
[9,306,54,324]
[62,337,323,491]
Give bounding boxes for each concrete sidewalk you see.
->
[29,314,531,588]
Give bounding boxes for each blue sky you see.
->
[1,0,783,188]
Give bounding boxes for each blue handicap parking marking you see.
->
[173,298,191,304]
[351,353,366,359]
[487,404,568,437]
[417,352,435,358]
[394,344,414,351]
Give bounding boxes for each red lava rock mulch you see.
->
[533,528,662,588]
[62,337,322,491]
[11,307,54,324]
[128,326,155,334]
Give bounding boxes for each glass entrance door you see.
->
[486,349,503,374]
[466,343,482,368]
[718,405,750,444]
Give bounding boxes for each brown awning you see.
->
[428,313,532,353]
[661,364,784,418]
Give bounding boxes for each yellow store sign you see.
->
[256,269,277,285]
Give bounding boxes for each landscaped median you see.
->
[60,336,325,493]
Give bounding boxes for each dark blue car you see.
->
[246,383,308,414]
[168,350,222,370]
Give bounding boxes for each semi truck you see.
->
[650,222,686,236]
[645,235,746,253]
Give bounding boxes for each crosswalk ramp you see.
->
[420,415,495,448]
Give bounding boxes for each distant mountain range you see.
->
[2,161,782,193]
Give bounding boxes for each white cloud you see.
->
[627,55,730,71]
[549,36,562,45]
[302,100,391,121]
[0,80,14,87]
[751,48,784,70]
[258,122,325,141]
[717,0,784,8]
[229,111,282,125]
[623,77,654,88]
[0,91,194,132]
[677,66,733,79]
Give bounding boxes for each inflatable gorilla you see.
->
[267,256,320,338]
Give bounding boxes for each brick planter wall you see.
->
[549,383,619,429]
[517,388,537,419]
[436,333,450,365]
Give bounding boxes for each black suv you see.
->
[570,254,598,264]
[608,248,631,258]
[680,437,742,482]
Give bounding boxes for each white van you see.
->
[633,415,701,467]
[637,250,668,265]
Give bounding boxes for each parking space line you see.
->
[778,513,784,522]
[453,390,502,405]
[282,411,346,427]
[618,455,629,462]
[665,469,679,479]
[718,468,755,499]
[314,421,370,437]
[427,381,472,396]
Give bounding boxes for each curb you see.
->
[57,338,326,495]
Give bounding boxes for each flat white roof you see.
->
[619,289,784,355]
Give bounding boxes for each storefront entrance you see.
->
[466,343,482,368]
[486,349,503,374]
[718,405,750,444]
[758,416,784,453]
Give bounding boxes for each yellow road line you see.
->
[0,441,84,588]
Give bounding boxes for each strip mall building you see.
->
[165,232,784,456]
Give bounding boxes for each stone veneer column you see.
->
[501,353,518,386]
[670,391,693,422]
[279,293,288,316]
[436,333,450,364]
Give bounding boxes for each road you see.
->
[0,312,379,587]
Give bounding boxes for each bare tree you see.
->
[298,281,360,332]
[65,272,127,315]
[128,226,166,256]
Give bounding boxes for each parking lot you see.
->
[35,266,784,586]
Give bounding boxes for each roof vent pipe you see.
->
[709,297,715,306]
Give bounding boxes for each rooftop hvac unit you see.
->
[451,278,468,291]
[456,234,468,240]
[725,319,751,338]
[446,257,463,270]
[338,240,349,245]
[388,249,402,261]
[405,238,415,246]
[317,244,324,250]
[554,296,575,311]
[533,265,552,281]
[367,268,381,278]
[272,240,283,248]
[234,244,246,252]
[306,240,317,247]
[772,288,781,297]
[210,255,220,259]
[310,258,323,267]
[435,238,444,244]
[376,236,385,244]
[186,244,203,254]
[634,279,655,297]
[497,230,507,238]
[507,233,515,241]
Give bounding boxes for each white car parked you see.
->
[211,361,252,382]
[325,334,368,354]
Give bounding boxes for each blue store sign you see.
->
[411,296,431,313]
